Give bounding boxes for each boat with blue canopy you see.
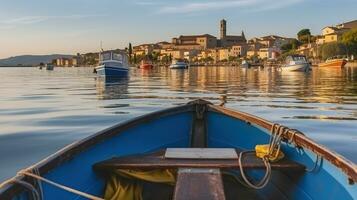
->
[95,50,129,77]
[0,99,356,200]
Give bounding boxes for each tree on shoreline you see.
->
[128,43,132,63]
[281,39,300,53]
[203,56,214,63]
[341,28,357,57]
[319,42,347,60]
[297,29,312,44]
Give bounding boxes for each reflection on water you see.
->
[95,77,129,100]
[0,66,356,181]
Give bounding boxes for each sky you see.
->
[0,0,356,59]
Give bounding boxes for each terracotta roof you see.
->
[178,34,216,39]
[157,41,170,44]
[174,43,201,46]
[323,26,340,31]
[225,35,245,40]
[337,20,357,28]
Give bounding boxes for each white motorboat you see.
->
[169,60,189,69]
[280,55,310,72]
[241,60,249,68]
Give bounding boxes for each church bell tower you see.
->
[220,19,227,40]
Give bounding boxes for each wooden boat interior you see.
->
[94,148,306,200]
[0,99,355,200]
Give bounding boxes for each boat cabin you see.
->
[99,50,128,64]
[285,55,307,64]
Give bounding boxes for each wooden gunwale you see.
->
[208,104,357,183]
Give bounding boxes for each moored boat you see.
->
[38,63,44,70]
[0,99,356,199]
[139,60,154,70]
[318,57,347,68]
[45,63,54,70]
[95,50,129,77]
[241,60,250,68]
[169,60,189,69]
[280,55,310,72]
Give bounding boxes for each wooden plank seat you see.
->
[94,149,305,200]
[173,168,226,200]
[93,148,305,172]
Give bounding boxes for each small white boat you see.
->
[241,60,249,68]
[95,50,129,77]
[45,63,54,70]
[280,55,310,72]
[169,60,189,69]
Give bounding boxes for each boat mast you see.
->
[100,41,104,52]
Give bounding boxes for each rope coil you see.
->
[238,124,323,189]
[238,151,271,189]
[305,154,322,173]
[238,123,284,189]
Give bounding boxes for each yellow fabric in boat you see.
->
[255,144,284,162]
[104,169,176,200]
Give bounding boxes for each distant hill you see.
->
[0,54,74,66]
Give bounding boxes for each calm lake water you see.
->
[0,66,356,181]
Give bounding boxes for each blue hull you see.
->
[96,66,128,77]
[0,100,356,199]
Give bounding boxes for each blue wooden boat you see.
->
[95,50,129,77]
[0,100,356,200]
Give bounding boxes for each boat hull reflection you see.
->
[96,77,129,100]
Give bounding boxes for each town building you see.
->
[218,19,247,47]
[156,41,173,49]
[321,27,349,43]
[246,48,257,58]
[171,19,246,51]
[245,35,293,60]
[336,20,357,29]
[54,57,79,67]
[231,44,248,57]
[133,44,155,56]
[296,43,317,58]
[172,34,217,49]
[318,20,357,44]
[257,47,280,60]
[248,35,293,49]
[218,48,231,61]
